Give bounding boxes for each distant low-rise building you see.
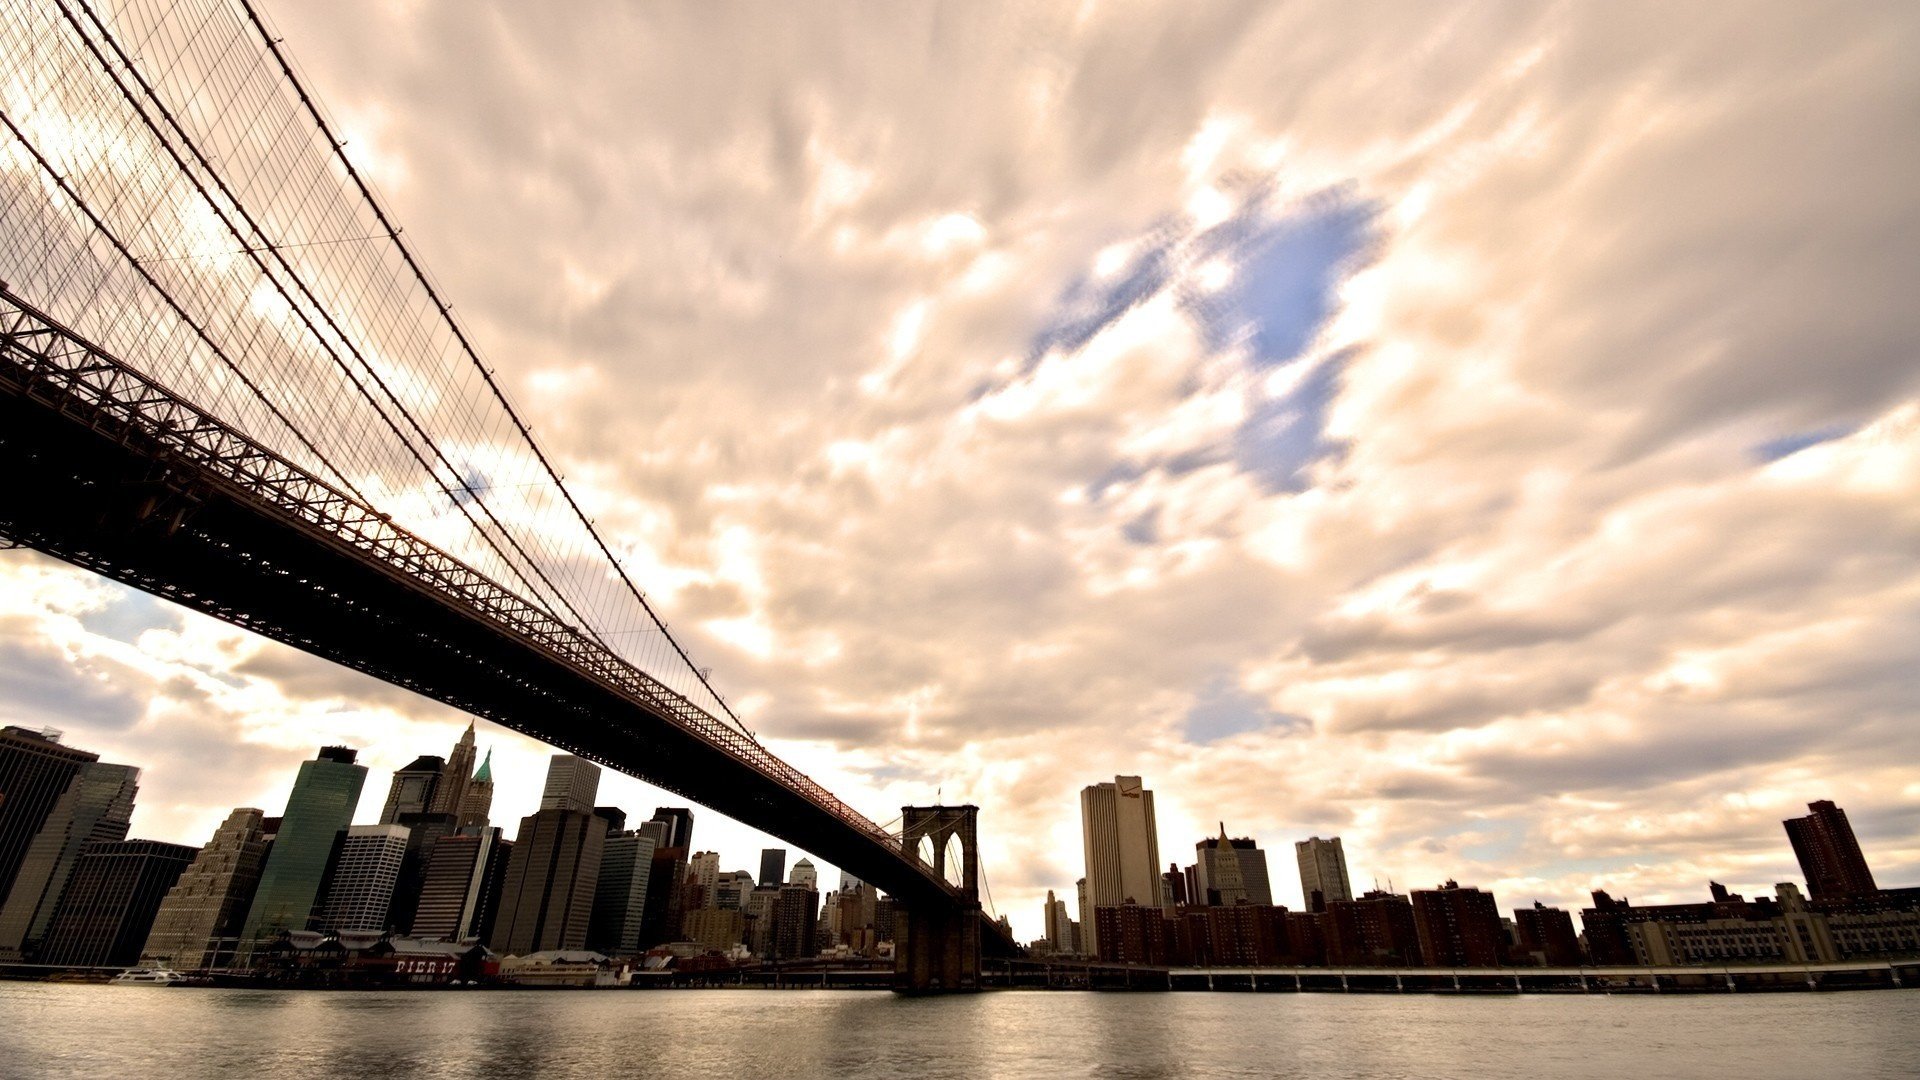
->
[1513,902,1582,966]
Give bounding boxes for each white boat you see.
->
[111,968,188,986]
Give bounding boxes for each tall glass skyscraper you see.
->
[0,726,99,909]
[0,760,138,960]
[240,746,367,942]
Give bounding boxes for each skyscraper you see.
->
[1296,836,1353,910]
[378,756,444,824]
[789,857,818,891]
[429,723,480,820]
[689,850,722,909]
[241,747,368,942]
[0,760,138,960]
[539,755,601,814]
[1193,829,1272,907]
[141,808,271,969]
[1785,800,1877,899]
[0,726,99,909]
[759,848,786,888]
[410,826,511,944]
[1044,889,1075,952]
[587,829,657,954]
[1080,775,1163,954]
[769,882,819,960]
[38,840,198,968]
[492,756,606,954]
[649,807,694,850]
[456,749,494,828]
[317,824,411,933]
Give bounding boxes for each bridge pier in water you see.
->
[893,805,981,994]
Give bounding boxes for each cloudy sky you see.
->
[5,0,1919,939]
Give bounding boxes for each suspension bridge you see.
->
[0,0,1003,990]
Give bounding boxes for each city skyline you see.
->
[3,0,1919,947]
[2,717,1911,944]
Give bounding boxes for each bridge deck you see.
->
[0,286,960,908]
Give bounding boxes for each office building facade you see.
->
[1080,775,1164,954]
[317,824,411,933]
[0,760,138,960]
[588,829,657,954]
[1785,800,1877,899]
[0,726,99,909]
[493,757,607,954]
[141,808,271,969]
[240,746,368,941]
[1296,836,1354,910]
[410,826,511,944]
[38,840,198,967]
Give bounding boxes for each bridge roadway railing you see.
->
[0,283,956,902]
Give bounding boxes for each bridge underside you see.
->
[0,314,960,911]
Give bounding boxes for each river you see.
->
[2,983,1916,1078]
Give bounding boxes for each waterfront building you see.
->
[317,824,411,933]
[456,749,494,827]
[1579,889,1727,965]
[38,839,198,967]
[587,829,657,954]
[410,826,511,944]
[1322,890,1422,966]
[240,747,368,942]
[1080,775,1164,955]
[141,808,271,969]
[1410,881,1507,967]
[1513,901,1582,966]
[378,755,443,824]
[0,726,99,909]
[789,857,818,891]
[682,907,747,952]
[1094,900,1174,965]
[1785,799,1877,899]
[768,882,819,960]
[759,848,786,888]
[493,756,606,954]
[0,760,138,960]
[1296,836,1353,911]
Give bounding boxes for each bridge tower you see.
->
[894,804,981,993]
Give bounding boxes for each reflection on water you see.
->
[2,983,1917,1079]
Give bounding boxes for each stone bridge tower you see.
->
[894,804,981,993]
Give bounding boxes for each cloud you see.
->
[3,0,1917,938]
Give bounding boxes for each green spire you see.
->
[473,748,492,783]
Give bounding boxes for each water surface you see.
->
[2,983,1915,1078]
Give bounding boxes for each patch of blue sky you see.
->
[1027,182,1379,504]
[76,588,182,645]
[1232,352,1349,494]
[1183,670,1310,744]
[1184,189,1379,369]
[1751,423,1854,463]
